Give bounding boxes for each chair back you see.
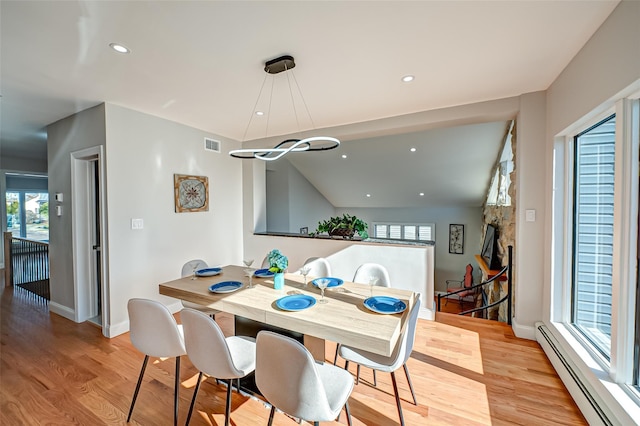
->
[181,259,207,277]
[256,331,333,421]
[180,308,246,378]
[127,298,186,358]
[387,294,422,370]
[303,257,332,277]
[353,263,391,287]
[463,264,473,289]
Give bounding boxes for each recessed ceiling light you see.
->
[419,192,425,196]
[366,193,371,198]
[255,111,264,116]
[109,43,130,54]
[341,154,347,159]
[410,147,417,152]
[401,75,414,83]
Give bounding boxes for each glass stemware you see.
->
[244,268,254,289]
[299,266,311,287]
[368,276,379,297]
[243,258,254,268]
[191,262,200,280]
[316,278,331,304]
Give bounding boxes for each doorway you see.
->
[71,146,109,336]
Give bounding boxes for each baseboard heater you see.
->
[536,323,612,426]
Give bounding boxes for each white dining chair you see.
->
[255,331,354,426]
[127,298,186,426]
[181,259,219,317]
[338,295,421,426]
[335,262,392,380]
[180,308,256,426]
[303,257,332,278]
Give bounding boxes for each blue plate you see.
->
[208,281,243,293]
[254,268,274,278]
[363,296,407,314]
[311,277,344,288]
[276,295,316,311]
[196,267,222,277]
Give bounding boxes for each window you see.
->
[5,174,49,242]
[373,222,434,242]
[552,90,639,414]
[571,114,616,359]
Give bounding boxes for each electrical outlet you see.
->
[131,218,144,230]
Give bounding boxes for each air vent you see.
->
[204,138,220,153]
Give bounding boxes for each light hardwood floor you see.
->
[0,284,586,425]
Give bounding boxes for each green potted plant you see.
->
[311,214,369,240]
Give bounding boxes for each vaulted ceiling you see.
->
[0,1,619,207]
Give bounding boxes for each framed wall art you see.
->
[174,174,209,213]
[449,224,464,254]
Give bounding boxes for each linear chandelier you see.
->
[229,55,340,161]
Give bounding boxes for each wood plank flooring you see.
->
[0,284,586,425]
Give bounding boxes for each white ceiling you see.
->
[0,1,619,207]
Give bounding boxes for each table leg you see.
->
[304,335,326,362]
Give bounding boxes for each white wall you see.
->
[335,206,482,291]
[266,159,335,234]
[47,104,106,310]
[513,91,547,339]
[104,104,243,334]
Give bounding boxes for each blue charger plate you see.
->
[363,296,407,314]
[276,294,316,311]
[196,267,222,277]
[311,277,344,288]
[254,268,274,278]
[208,281,243,294]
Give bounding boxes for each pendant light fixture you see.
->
[229,55,340,161]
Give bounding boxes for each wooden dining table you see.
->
[159,265,418,361]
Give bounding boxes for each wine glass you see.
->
[191,262,200,280]
[244,268,254,289]
[299,265,311,287]
[243,258,254,268]
[316,278,331,304]
[368,276,379,297]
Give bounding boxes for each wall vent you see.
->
[204,138,220,153]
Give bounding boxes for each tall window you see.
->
[571,114,616,359]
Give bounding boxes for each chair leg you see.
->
[174,356,180,426]
[403,364,417,405]
[267,406,276,426]
[186,372,203,426]
[224,379,233,426]
[373,369,377,387]
[356,364,361,385]
[344,360,349,372]
[390,371,405,426]
[127,354,149,422]
[344,400,353,426]
[333,345,339,365]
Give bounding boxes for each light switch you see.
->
[56,205,62,216]
[131,218,144,230]
[525,209,536,222]
[55,192,63,202]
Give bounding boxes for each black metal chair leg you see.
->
[333,345,339,365]
[403,363,417,405]
[127,355,149,422]
[390,371,405,426]
[224,379,233,426]
[373,369,377,387]
[344,401,353,426]
[185,372,203,426]
[344,360,349,372]
[174,356,180,426]
[267,406,276,426]
[356,364,361,385]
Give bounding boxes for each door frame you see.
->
[71,146,110,336]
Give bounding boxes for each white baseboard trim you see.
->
[106,320,129,338]
[419,307,434,321]
[49,301,75,321]
[511,317,536,340]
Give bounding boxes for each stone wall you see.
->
[481,121,516,322]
